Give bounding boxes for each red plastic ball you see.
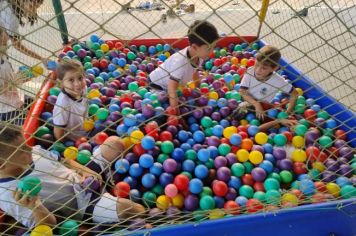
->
[123,48,130,54]
[253,182,265,192]
[335,129,346,140]
[237,67,246,76]
[231,64,238,71]
[99,59,109,69]
[221,57,228,63]
[220,138,230,145]
[75,137,87,148]
[167,116,179,126]
[145,121,159,134]
[293,162,307,175]
[166,106,177,116]
[92,58,100,68]
[133,143,145,156]
[174,174,189,191]
[239,131,248,139]
[246,199,263,213]
[94,132,108,145]
[114,42,124,50]
[106,40,114,49]
[282,131,293,143]
[200,87,210,94]
[237,125,248,133]
[314,181,327,193]
[224,200,240,215]
[311,193,326,204]
[241,174,255,186]
[114,182,130,198]
[247,59,255,67]
[214,59,222,67]
[212,180,228,197]
[306,146,320,163]
[160,131,173,141]
[63,46,72,53]
[182,88,192,97]
[304,109,317,121]
[100,95,107,104]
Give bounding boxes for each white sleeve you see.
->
[240,73,252,89]
[273,75,293,94]
[53,95,70,127]
[0,5,20,38]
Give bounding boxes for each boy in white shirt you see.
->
[149,20,219,116]
[233,45,298,121]
[0,124,146,228]
[0,0,48,124]
[53,59,88,141]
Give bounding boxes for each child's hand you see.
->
[279,119,298,128]
[255,104,265,120]
[13,189,41,210]
[80,171,102,186]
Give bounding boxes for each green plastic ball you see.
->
[317,110,329,119]
[273,134,287,146]
[96,108,109,120]
[137,88,148,98]
[181,171,193,180]
[152,184,164,196]
[52,142,66,153]
[17,176,42,197]
[340,185,356,199]
[143,191,157,207]
[139,45,147,53]
[234,44,242,51]
[127,51,136,60]
[218,143,231,156]
[268,172,281,182]
[156,44,163,52]
[277,111,288,119]
[157,154,169,164]
[185,150,197,161]
[49,87,61,96]
[200,196,215,210]
[128,82,139,92]
[200,187,213,198]
[318,135,333,148]
[77,150,92,165]
[253,191,266,202]
[35,126,50,138]
[279,170,293,183]
[88,104,100,116]
[59,220,79,236]
[231,163,245,177]
[265,189,281,204]
[243,162,253,173]
[239,185,254,199]
[295,124,308,136]
[264,178,280,191]
[95,49,104,58]
[201,117,213,128]
[161,141,174,154]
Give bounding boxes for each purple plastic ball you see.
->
[206,136,220,147]
[278,159,293,170]
[338,164,353,177]
[163,159,178,173]
[214,156,228,169]
[184,194,199,211]
[225,187,238,200]
[226,153,237,166]
[339,147,354,160]
[251,167,267,182]
[273,147,286,160]
[125,153,139,164]
[216,167,231,182]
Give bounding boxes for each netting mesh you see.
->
[0,0,355,235]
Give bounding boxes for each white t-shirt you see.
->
[149,47,202,90]
[0,0,20,38]
[53,90,88,140]
[0,146,88,228]
[240,67,293,103]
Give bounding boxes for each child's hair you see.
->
[56,59,84,81]
[188,20,219,46]
[0,123,29,161]
[256,45,281,67]
[8,0,44,26]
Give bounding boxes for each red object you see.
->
[123,48,130,54]
[92,58,100,68]
[334,129,346,140]
[237,125,248,133]
[253,182,265,192]
[114,41,124,50]
[326,146,339,158]
[283,131,293,143]
[99,59,109,69]
[237,67,246,76]
[231,64,238,71]
[63,45,72,53]
[133,143,145,156]
[293,162,308,175]
[318,151,328,163]
[214,59,222,67]
[241,174,255,186]
[200,87,210,94]
[114,182,130,198]
[314,181,327,193]
[247,58,255,67]
[224,200,240,215]
[166,106,177,116]
[145,121,159,134]
[221,57,228,63]
[246,199,263,213]
[100,95,107,104]
[182,87,192,97]
[304,109,317,121]
[311,193,326,204]
[160,131,173,141]
[306,146,320,163]
[241,138,253,151]
[212,180,228,197]
[174,174,190,191]
[75,137,88,148]
[220,138,230,145]
[239,131,248,139]
[106,40,114,49]
[167,116,179,126]
[231,145,239,153]
[94,132,109,145]
[0,209,5,223]
[120,95,133,104]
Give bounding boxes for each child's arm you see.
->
[239,88,265,120]
[10,37,47,65]
[259,119,298,132]
[192,71,200,88]
[286,88,299,114]
[53,127,67,141]
[62,159,102,183]
[167,79,180,114]
[13,189,57,227]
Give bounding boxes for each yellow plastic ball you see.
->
[31,65,44,77]
[312,161,326,172]
[326,183,340,198]
[292,136,304,148]
[122,136,132,149]
[87,89,101,99]
[209,91,219,100]
[295,88,303,96]
[236,149,249,163]
[249,150,263,165]
[187,81,196,89]
[292,149,307,162]
[63,146,78,160]
[223,126,237,139]
[83,119,95,132]
[172,193,184,209]
[240,119,249,126]
[30,225,53,236]
[231,57,239,65]
[255,132,268,145]
[240,58,248,66]
[156,195,171,210]
[281,193,298,206]
[209,209,225,220]
[124,64,130,70]
[100,43,110,53]
[164,51,171,58]
[130,130,144,144]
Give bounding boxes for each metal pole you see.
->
[52,0,69,45]
[257,0,270,39]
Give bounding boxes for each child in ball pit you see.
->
[0,124,147,229]
[52,59,88,141]
[233,45,298,121]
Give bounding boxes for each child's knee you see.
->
[101,136,126,162]
[116,198,145,218]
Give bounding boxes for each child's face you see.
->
[254,60,278,80]
[61,70,86,99]
[193,43,215,60]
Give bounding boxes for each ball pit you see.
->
[26,35,356,230]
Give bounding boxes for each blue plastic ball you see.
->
[235,196,248,206]
[193,131,205,143]
[189,178,203,194]
[229,133,242,146]
[178,130,189,142]
[115,159,130,174]
[129,163,143,178]
[259,160,274,173]
[228,176,241,190]
[118,58,127,67]
[299,179,315,195]
[214,196,225,208]
[172,148,185,162]
[197,149,210,162]
[326,119,337,129]
[141,173,156,188]
[180,143,191,152]
[190,123,200,132]
[150,162,163,176]
[336,176,351,187]
[123,176,138,189]
[141,136,156,150]
[267,109,279,118]
[182,160,196,173]
[139,154,154,168]
[212,125,224,137]
[207,146,219,159]
[159,172,174,187]
[246,113,256,122]
[116,124,129,136]
[194,165,209,179]
[124,114,137,127]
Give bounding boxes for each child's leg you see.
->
[92,192,146,223]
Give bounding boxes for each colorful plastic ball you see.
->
[292,149,307,162]
[139,154,154,168]
[255,132,268,145]
[228,133,241,146]
[200,195,216,210]
[76,150,91,165]
[231,163,245,177]
[273,134,287,146]
[223,126,237,139]
[264,178,280,191]
[340,185,356,199]
[161,141,174,154]
[164,184,178,198]
[247,125,259,136]
[63,146,78,160]
[163,159,177,173]
[174,174,189,191]
[249,151,263,165]
[326,183,340,198]
[281,193,299,206]
[189,178,204,194]
[18,176,42,197]
[265,189,281,205]
[94,132,108,145]
[156,195,171,210]
[130,130,144,144]
[30,225,53,236]
[195,165,209,179]
[197,149,210,162]
[115,159,130,174]
[251,167,267,182]
[280,170,293,183]
[59,220,78,236]
[241,138,254,150]
[318,135,333,148]
[193,130,205,143]
[292,136,304,148]
[294,124,308,136]
[299,179,315,195]
[236,149,249,163]
[115,181,130,198]
[34,126,50,138]
[213,180,228,197]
